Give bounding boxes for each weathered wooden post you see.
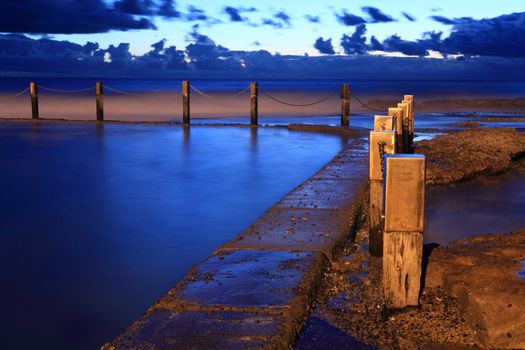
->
[369,130,396,257]
[383,154,425,308]
[30,82,39,120]
[182,80,190,124]
[373,115,395,131]
[340,84,350,127]
[397,102,409,153]
[96,82,104,121]
[250,82,258,126]
[388,107,404,153]
[404,95,415,152]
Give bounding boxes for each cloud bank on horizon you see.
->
[0,0,525,79]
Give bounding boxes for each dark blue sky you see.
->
[1,0,524,79]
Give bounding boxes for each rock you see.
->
[415,128,525,184]
[425,229,525,349]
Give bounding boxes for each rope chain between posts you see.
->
[190,84,250,98]
[104,85,136,96]
[39,85,95,93]
[261,91,337,107]
[378,142,386,177]
[352,94,385,113]
[0,87,30,101]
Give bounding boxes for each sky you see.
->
[1,0,525,79]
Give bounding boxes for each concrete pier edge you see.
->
[85,124,370,350]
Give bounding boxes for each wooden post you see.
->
[373,115,395,131]
[30,82,39,120]
[250,82,258,126]
[96,82,104,121]
[182,80,190,124]
[369,131,396,257]
[388,107,404,153]
[397,102,409,153]
[383,154,425,308]
[404,95,415,152]
[340,84,350,127]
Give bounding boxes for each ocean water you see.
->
[1,77,525,98]
[0,122,344,350]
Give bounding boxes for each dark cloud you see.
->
[185,5,208,21]
[369,36,384,51]
[442,12,525,57]
[223,6,257,22]
[402,12,416,22]
[157,0,181,18]
[314,37,335,55]
[224,6,243,22]
[340,24,368,54]
[114,0,153,15]
[431,15,458,25]
[262,11,292,28]
[305,15,320,23]
[362,6,395,23]
[0,0,155,34]
[336,11,366,26]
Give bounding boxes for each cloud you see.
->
[430,15,458,25]
[223,6,257,23]
[0,0,156,34]
[157,0,181,18]
[314,37,335,55]
[305,15,320,23]
[340,24,368,54]
[362,6,395,23]
[336,11,366,26]
[262,11,292,28]
[402,12,416,22]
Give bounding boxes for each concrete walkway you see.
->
[103,136,369,350]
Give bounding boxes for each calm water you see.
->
[1,77,525,98]
[0,122,344,350]
[426,170,525,245]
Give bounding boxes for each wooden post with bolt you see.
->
[182,80,190,124]
[369,130,396,257]
[397,102,409,153]
[30,82,39,120]
[96,82,104,121]
[383,154,426,309]
[388,107,404,153]
[340,84,350,127]
[250,82,258,126]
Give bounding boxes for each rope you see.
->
[0,87,30,101]
[352,94,385,113]
[104,85,136,96]
[261,91,337,107]
[39,85,94,93]
[190,85,251,98]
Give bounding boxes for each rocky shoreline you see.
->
[303,127,525,349]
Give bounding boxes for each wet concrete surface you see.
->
[106,136,369,349]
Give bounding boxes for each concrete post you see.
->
[30,82,39,120]
[369,130,396,257]
[182,80,190,124]
[340,84,350,127]
[96,82,104,121]
[250,82,258,126]
[383,154,425,309]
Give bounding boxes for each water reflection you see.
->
[0,122,343,350]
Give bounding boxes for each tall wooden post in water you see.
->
[96,82,104,121]
[250,82,258,126]
[182,80,190,124]
[30,82,39,120]
[388,107,404,153]
[404,95,415,152]
[369,130,396,257]
[383,154,425,308]
[340,84,350,127]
